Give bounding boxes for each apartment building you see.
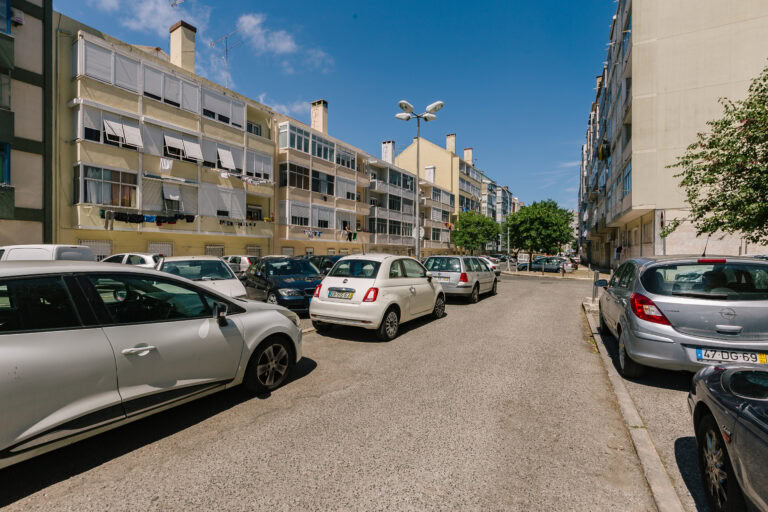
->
[52,14,277,259]
[0,0,52,245]
[578,0,768,268]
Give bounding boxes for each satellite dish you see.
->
[419,227,425,238]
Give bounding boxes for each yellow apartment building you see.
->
[51,14,277,259]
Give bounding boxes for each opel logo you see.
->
[343,278,348,284]
[719,308,737,321]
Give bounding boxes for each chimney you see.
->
[169,21,197,73]
[446,134,456,154]
[464,148,473,165]
[381,140,395,164]
[311,99,328,134]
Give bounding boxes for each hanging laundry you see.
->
[160,158,173,171]
[144,215,156,223]
[185,215,195,222]
[220,171,229,179]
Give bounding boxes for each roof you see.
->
[0,244,89,249]
[338,253,398,262]
[0,261,163,278]
[629,255,768,265]
[161,256,225,262]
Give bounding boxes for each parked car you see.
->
[309,254,445,340]
[519,256,570,272]
[516,255,545,271]
[102,253,160,268]
[597,256,768,377]
[242,257,322,313]
[423,255,497,303]
[0,244,95,262]
[309,254,345,275]
[157,256,247,297]
[0,261,302,470]
[688,365,768,511]
[222,255,258,277]
[478,256,502,276]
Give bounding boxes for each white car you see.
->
[102,252,161,268]
[157,256,247,297]
[478,256,501,277]
[309,254,445,340]
[223,255,258,277]
[0,244,95,261]
[0,261,302,469]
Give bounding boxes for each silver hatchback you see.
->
[597,256,768,377]
[424,255,497,303]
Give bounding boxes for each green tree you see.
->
[663,63,768,243]
[501,200,573,266]
[452,211,500,253]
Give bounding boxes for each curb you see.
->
[301,327,316,334]
[582,302,685,512]
[501,271,595,281]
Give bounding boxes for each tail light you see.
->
[459,272,469,283]
[630,293,671,325]
[363,287,378,302]
[313,284,322,298]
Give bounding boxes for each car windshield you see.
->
[425,257,461,272]
[265,259,319,276]
[161,260,236,281]
[641,262,768,300]
[328,259,381,278]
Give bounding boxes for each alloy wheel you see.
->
[435,296,445,317]
[256,343,289,387]
[703,428,728,509]
[385,311,399,338]
[267,293,278,304]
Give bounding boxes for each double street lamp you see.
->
[395,99,444,260]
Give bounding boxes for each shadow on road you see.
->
[0,357,317,508]
[312,311,449,343]
[675,436,710,511]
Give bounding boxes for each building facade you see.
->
[578,0,768,268]
[0,0,52,245]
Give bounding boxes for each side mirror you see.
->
[239,275,247,282]
[425,271,433,282]
[214,303,228,326]
[594,279,608,288]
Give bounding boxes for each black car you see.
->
[688,365,768,511]
[242,257,322,313]
[309,254,345,275]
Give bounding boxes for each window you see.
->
[388,170,402,188]
[201,88,241,129]
[374,218,387,234]
[388,194,401,212]
[311,134,335,162]
[0,0,9,34]
[623,161,632,197]
[279,163,310,190]
[401,258,426,278]
[247,121,262,137]
[336,177,356,201]
[0,72,10,109]
[148,241,173,256]
[431,229,441,241]
[280,125,310,153]
[162,183,183,212]
[329,259,380,278]
[81,166,137,207]
[0,143,9,185]
[389,260,404,278]
[389,220,401,235]
[402,198,414,215]
[0,277,81,333]
[246,150,272,180]
[82,107,143,150]
[402,174,414,192]
[312,206,333,229]
[291,215,309,226]
[312,170,335,195]
[432,189,441,201]
[441,210,450,223]
[246,205,263,221]
[336,148,356,170]
[402,223,413,237]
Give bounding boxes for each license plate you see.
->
[329,290,353,299]
[438,277,451,282]
[696,348,768,364]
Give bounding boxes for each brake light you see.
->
[630,293,671,325]
[363,287,378,302]
[459,272,469,283]
[698,258,726,264]
[313,284,321,298]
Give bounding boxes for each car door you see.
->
[386,259,414,320]
[476,259,494,291]
[401,258,434,316]
[733,400,768,506]
[0,275,123,457]
[602,264,629,331]
[470,258,491,291]
[80,273,245,416]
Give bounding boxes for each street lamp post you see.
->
[395,100,444,261]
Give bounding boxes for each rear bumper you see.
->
[309,299,387,330]
[440,283,474,296]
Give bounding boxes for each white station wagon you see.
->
[309,254,445,340]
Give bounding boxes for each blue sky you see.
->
[54,0,616,210]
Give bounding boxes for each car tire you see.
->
[490,279,498,295]
[618,329,646,378]
[312,320,332,334]
[377,307,400,341]
[243,337,295,394]
[432,294,445,319]
[468,284,480,304]
[266,292,278,305]
[696,414,747,512]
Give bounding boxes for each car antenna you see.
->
[701,234,711,257]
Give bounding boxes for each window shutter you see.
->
[202,88,230,117]
[83,106,101,131]
[246,151,256,176]
[181,81,198,112]
[142,178,163,211]
[142,123,164,156]
[231,190,246,219]
[199,184,219,217]
[217,147,236,170]
[102,113,125,139]
[231,101,244,127]
[162,183,182,201]
[202,139,217,164]
[182,136,203,161]
[114,54,139,91]
[163,132,184,150]
[143,66,163,98]
[291,201,309,219]
[256,152,272,179]
[164,75,181,104]
[216,187,231,213]
[229,147,244,171]
[122,118,143,147]
[71,40,81,77]
[84,41,112,82]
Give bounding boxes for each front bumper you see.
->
[276,294,312,312]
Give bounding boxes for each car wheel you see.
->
[244,337,294,394]
[432,294,445,319]
[491,279,498,295]
[266,292,278,304]
[377,307,400,341]
[468,284,480,304]
[696,414,746,512]
[312,320,332,334]
[618,329,645,378]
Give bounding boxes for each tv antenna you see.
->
[210,29,244,89]
[170,0,185,7]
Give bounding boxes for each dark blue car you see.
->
[688,365,768,511]
[242,257,322,313]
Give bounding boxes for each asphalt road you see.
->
[1,276,655,511]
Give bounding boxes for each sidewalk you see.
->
[501,266,610,281]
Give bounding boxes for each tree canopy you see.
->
[501,200,573,255]
[452,211,500,252]
[663,63,768,244]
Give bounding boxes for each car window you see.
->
[389,260,404,278]
[85,275,212,325]
[230,256,240,264]
[103,255,124,263]
[477,259,491,272]
[0,276,81,333]
[617,263,636,289]
[425,257,461,272]
[329,259,381,279]
[609,264,628,288]
[162,260,236,281]
[729,371,768,399]
[265,259,319,276]
[152,255,160,263]
[402,259,426,278]
[641,261,768,300]
[126,255,144,265]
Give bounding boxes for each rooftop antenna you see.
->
[170,0,185,7]
[209,29,244,89]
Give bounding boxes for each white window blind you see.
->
[142,123,164,156]
[84,41,112,82]
[142,179,163,211]
[199,184,219,217]
[231,101,244,127]
[83,106,100,131]
[336,211,355,229]
[143,66,163,98]
[246,151,273,178]
[432,208,442,222]
[231,190,246,219]
[202,139,217,164]
[216,188,230,214]
[122,119,143,147]
[162,183,182,201]
[312,206,333,228]
[102,113,124,139]
[230,147,243,171]
[164,76,181,105]
[164,133,184,150]
[290,201,310,219]
[202,88,230,117]
[71,40,80,77]
[217,148,236,170]
[336,177,355,199]
[181,81,198,112]
[182,137,203,161]
[114,54,139,91]
[180,184,198,213]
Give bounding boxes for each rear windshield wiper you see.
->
[668,291,728,299]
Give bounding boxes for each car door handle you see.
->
[122,346,157,355]
[716,325,743,334]
[409,287,416,294]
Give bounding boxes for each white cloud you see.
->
[86,0,120,12]
[558,160,581,168]
[257,93,309,117]
[236,14,297,55]
[196,51,235,89]
[304,48,334,73]
[120,0,211,39]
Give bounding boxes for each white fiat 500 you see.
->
[309,254,445,340]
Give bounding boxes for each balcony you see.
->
[336,165,357,181]
[281,225,370,244]
[423,240,450,249]
[422,218,443,229]
[421,197,441,209]
[356,202,371,216]
[369,180,391,194]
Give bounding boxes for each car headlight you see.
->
[277,309,301,328]
[278,288,303,296]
